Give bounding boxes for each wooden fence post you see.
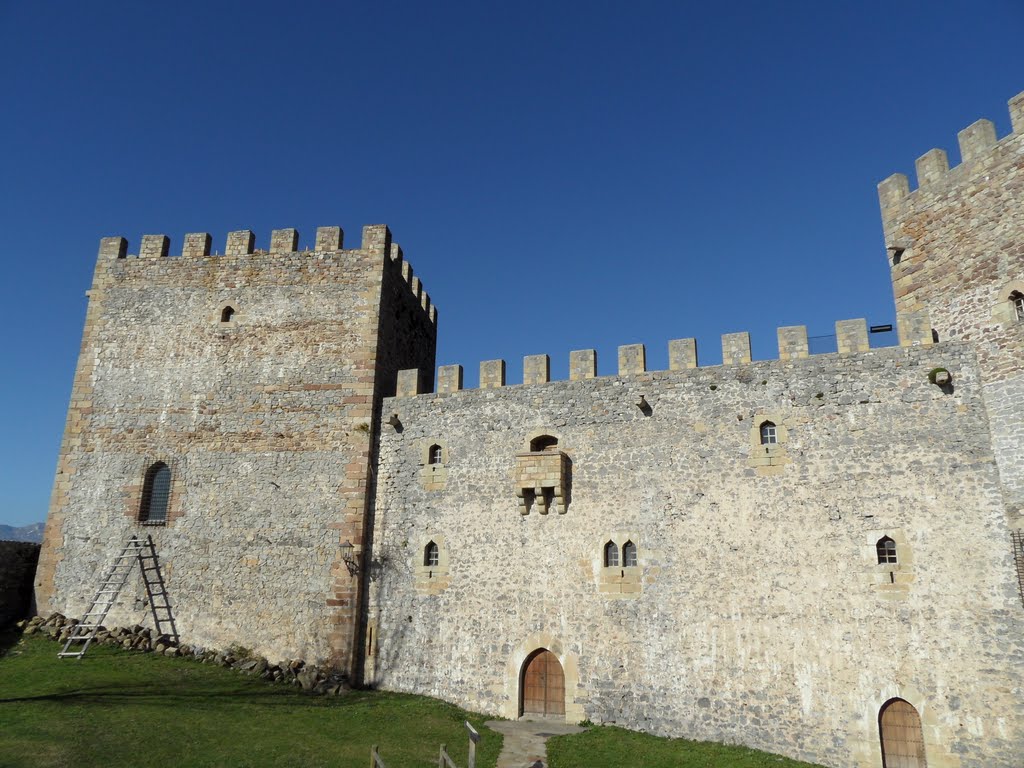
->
[465,721,480,768]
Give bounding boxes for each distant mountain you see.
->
[0,523,45,544]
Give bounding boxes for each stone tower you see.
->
[878,93,1024,528]
[35,225,436,673]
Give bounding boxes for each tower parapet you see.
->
[877,91,1024,523]
[90,225,436,328]
[878,92,1024,227]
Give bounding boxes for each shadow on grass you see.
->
[0,627,26,657]
[0,681,381,707]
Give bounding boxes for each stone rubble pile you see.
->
[17,613,351,696]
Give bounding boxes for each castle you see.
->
[35,92,1024,768]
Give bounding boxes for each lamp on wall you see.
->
[339,540,360,577]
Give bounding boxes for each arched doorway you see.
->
[879,698,927,767]
[520,648,565,717]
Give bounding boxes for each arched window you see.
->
[622,540,638,567]
[428,444,443,465]
[530,434,559,452]
[424,541,439,567]
[220,306,235,323]
[879,698,926,767]
[876,536,898,564]
[603,541,619,568]
[759,421,777,445]
[139,462,171,524]
[1012,291,1024,322]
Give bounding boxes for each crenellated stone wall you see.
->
[36,90,1024,768]
[370,343,1024,768]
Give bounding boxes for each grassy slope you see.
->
[0,631,501,768]
[2,630,827,768]
[547,726,826,768]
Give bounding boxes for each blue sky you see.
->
[2,1,1023,527]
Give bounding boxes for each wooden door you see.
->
[880,699,927,768]
[521,649,565,717]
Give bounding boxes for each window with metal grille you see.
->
[876,536,898,564]
[1012,291,1024,322]
[623,540,638,567]
[603,541,619,568]
[428,445,443,465]
[759,421,777,445]
[139,462,171,524]
[424,541,439,567]
[220,306,235,323]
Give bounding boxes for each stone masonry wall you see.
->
[0,541,40,628]
[370,343,1024,768]
[879,93,1024,524]
[37,226,435,670]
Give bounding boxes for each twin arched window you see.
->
[876,536,898,564]
[140,462,172,524]
[759,421,778,445]
[604,540,637,567]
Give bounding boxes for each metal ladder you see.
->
[1012,530,1024,609]
[58,534,178,659]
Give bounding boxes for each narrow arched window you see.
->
[1012,291,1024,322]
[220,306,235,323]
[424,541,439,567]
[139,462,171,524]
[876,536,898,564]
[603,541,619,568]
[428,444,443,465]
[759,421,777,445]
[623,540,638,567]
[530,435,559,452]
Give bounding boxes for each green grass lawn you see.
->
[0,630,501,768]
[548,725,825,768]
[2,628,826,768]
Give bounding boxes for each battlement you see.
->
[878,91,1024,219]
[95,224,436,325]
[393,312,933,397]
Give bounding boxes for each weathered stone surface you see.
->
[880,101,1024,525]
[34,93,1024,768]
[35,227,438,671]
[370,343,1023,768]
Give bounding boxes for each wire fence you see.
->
[807,327,898,356]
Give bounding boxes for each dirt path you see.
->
[485,719,584,768]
